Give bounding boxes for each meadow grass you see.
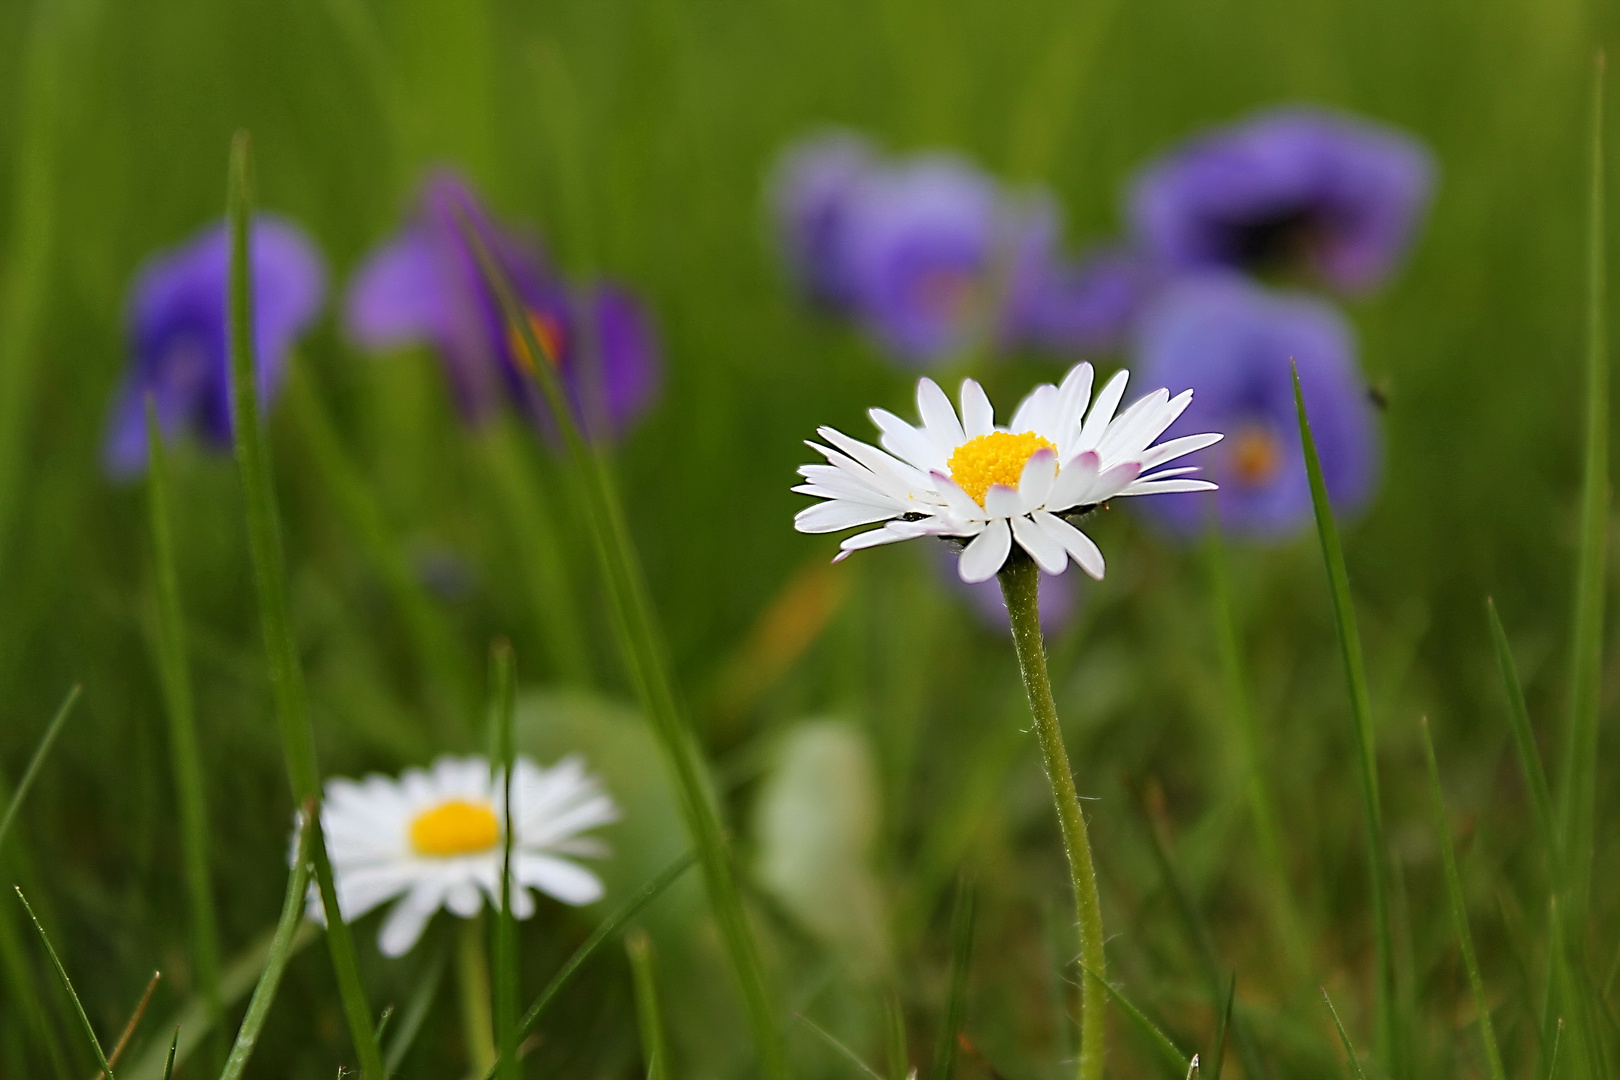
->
[0,0,1615,1077]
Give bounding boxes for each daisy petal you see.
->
[1076,368,1129,451]
[983,484,1024,519]
[1018,447,1057,513]
[958,518,1012,582]
[1034,511,1106,580]
[1047,450,1101,511]
[518,853,606,905]
[1012,514,1068,575]
[1122,478,1220,495]
[931,471,989,522]
[960,378,995,438]
[1141,431,1224,469]
[378,879,446,958]
[793,500,897,534]
[917,377,965,453]
[1010,383,1059,438]
[870,407,946,473]
[1054,362,1096,455]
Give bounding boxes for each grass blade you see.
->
[1419,717,1508,1080]
[1210,972,1235,1080]
[0,0,67,569]
[218,805,314,1080]
[382,936,449,1075]
[225,131,385,1080]
[0,683,79,854]
[796,1012,885,1080]
[932,875,976,1080]
[490,641,519,1080]
[1205,527,1307,982]
[145,401,222,1060]
[884,991,909,1080]
[626,928,669,1080]
[1487,598,1559,878]
[1294,364,1396,1072]
[287,364,477,732]
[1555,47,1609,926]
[1320,988,1368,1080]
[1139,783,1266,1080]
[1078,962,1192,1077]
[98,969,161,1079]
[160,1029,179,1080]
[480,851,697,1080]
[454,207,786,1079]
[15,887,114,1079]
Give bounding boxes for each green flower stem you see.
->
[998,554,1105,1080]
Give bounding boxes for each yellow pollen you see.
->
[1230,426,1283,487]
[409,799,501,858]
[947,430,1056,507]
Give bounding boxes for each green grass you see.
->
[0,0,1614,1076]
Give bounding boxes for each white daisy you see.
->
[793,362,1223,583]
[304,754,619,957]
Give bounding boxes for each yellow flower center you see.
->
[947,430,1057,507]
[1230,425,1283,487]
[409,799,501,858]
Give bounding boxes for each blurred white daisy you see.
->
[794,362,1223,583]
[304,754,618,957]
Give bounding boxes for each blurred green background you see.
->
[0,0,1616,1076]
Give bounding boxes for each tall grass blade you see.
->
[1419,717,1508,1080]
[1549,1017,1566,1080]
[1078,962,1192,1077]
[489,642,519,1080]
[287,365,476,732]
[626,928,668,1080]
[883,991,909,1080]
[126,926,318,1080]
[0,0,68,568]
[160,1030,179,1080]
[481,422,593,685]
[1139,785,1265,1080]
[15,887,114,1079]
[1210,972,1235,1080]
[1294,364,1397,1072]
[454,209,787,1079]
[0,684,79,854]
[480,851,697,1080]
[217,808,313,1080]
[382,936,448,1076]
[224,131,385,1080]
[932,876,976,1080]
[98,969,161,1079]
[1487,598,1559,877]
[1205,528,1307,981]
[145,402,222,1061]
[796,1012,885,1080]
[1320,988,1368,1080]
[1555,47,1609,927]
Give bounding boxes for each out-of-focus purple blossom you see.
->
[345,169,660,441]
[1133,275,1378,538]
[1011,244,1162,356]
[769,130,876,309]
[838,154,1055,364]
[1128,107,1435,294]
[104,216,326,479]
[934,545,1078,634]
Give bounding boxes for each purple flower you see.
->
[104,216,326,479]
[1128,106,1435,294]
[838,155,1056,365]
[1132,275,1378,538]
[1012,244,1162,356]
[769,130,877,309]
[346,170,660,440]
